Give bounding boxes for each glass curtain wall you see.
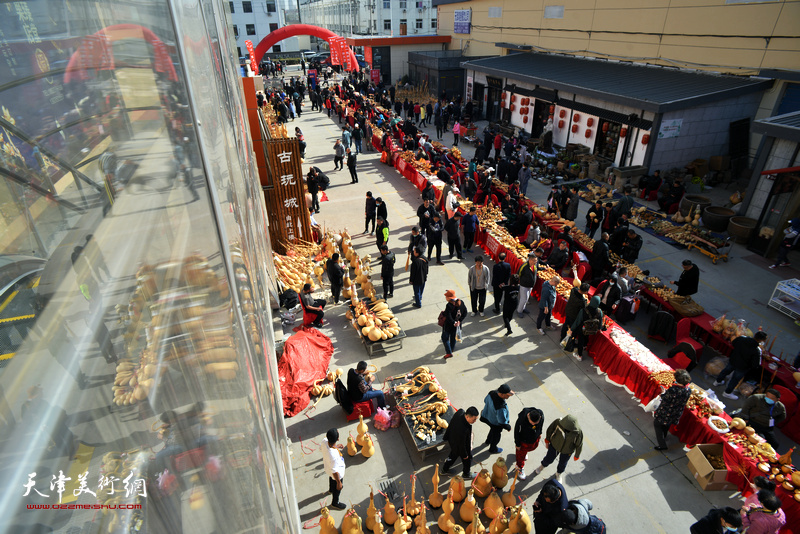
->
[0,1,299,532]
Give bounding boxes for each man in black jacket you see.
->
[375,197,388,222]
[546,240,570,274]
[346,148,358,183]
[347,361,386,408]
[561,283,589,342]
[672,259,700,296]
[690,506,742,534]
[589,233,611,285]
[608,214,630,255]
[513,407,544,480]
[533,478,569,534]
[741,388,786,449]
[427,213,444,265]
[713,331,768,400]
[364,191,377,234]
[326,253,345,305]
[492,252,511,313]
[517,249,543,317]
[409,247,428,308]
[407,226,428,257]
[445,213,463,260]
[306,170,320,213]
[379,245,395,298]
[417,199,438,234]
[621,229,643,263]
[421,181,436,203]
[441,406,479,477]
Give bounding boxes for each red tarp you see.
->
[278,327,334,417]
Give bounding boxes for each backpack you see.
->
[581,307,601,336]
[333,378,354,414]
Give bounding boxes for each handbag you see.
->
[564,336,575,352]
[437,311,447,327]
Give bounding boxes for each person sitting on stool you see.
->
[347,361,386,408]
[300,283,325,327]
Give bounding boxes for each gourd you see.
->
[346,436,358,457]
[365,487,378,531]
[394,497,412,533]
[450,475,467,502]
[362,434,375,458]
[357,415,368,446]
[491,457,509,488]
[437,491,455,533]
[451,526,465,534]
[508,504,532,534]
[405,473,421,516]
[471,469,492,498]
[429,466,444,508]
[319,506,337,534]
[341,508,363,534]
[414,500,431,534]
[459,488,477,522]
[370,512,384,534]
[488,509,508,534]
[483,488,503,520]
[383,498,398,526]
[778,447,794,465]
[501,471,519,508]
[466,510,486,534]
[730,417,746,430]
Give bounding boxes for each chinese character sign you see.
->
[245,40,257,75]
[264,137,312,253]
[454,9,471,34]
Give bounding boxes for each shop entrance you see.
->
[531,99,552,139]
[486,76,503,123]
[472,83,485,121]
[594,120,622,162]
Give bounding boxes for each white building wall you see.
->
[230,0,302,57]
[300,0,436,38]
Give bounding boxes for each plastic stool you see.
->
[346,400,375,421]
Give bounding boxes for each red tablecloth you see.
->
[585,324,663,406]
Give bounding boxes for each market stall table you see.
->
[387,375,455,460]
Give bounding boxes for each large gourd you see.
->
[405,473,421,516]
[483,488,503,520]
[383,498,398,526]
[341,508,363,534]
[365,487,378,531]
[459,488,477,522]
[319,506,337,534]
[346,436,358,457]
[501,471,519,508]
[369,512,384,534]
[508,504,532,534]
[429,466,445,509]
[471,469,492,499]
[778,446,794,465]
[466,511,486,534]
[488,509,508,534]
[437,491,456,533]
[450,475,467,503]
[357,415,369,446]
[394,497,412,533]
[491,457,509,489]
[414,499,431,534]
[361,434,375,458]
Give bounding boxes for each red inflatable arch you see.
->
[253,24,359,72]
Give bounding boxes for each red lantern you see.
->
[571,124,579,133]
[510,104,515,112]
[523,116,529,123]
[585,129,592,138]
[558,120,565,129]
[501,100,505,108]
[602,123,609,133]
[573,114,581,122]
[587,118,594,127]
[523,107,529,115]
[510,94,516,102]
[559,109,566,118]
[642,134,650,145]
[620,127,627,138]
[549,105,555,115]
[501,92,507,100]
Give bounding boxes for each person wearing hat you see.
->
[671,259,700,296]
[513,406,545,480]
[321,428,347,510]
[375,215,389,252]
[531,414,583,484]
[558,498,606,534]
[480,384,514,454]
[517,248,543,317]
[567,296,605,361]
[441,289,468,359]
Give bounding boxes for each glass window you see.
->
[273,44,281,52]
[431,18,437,28]
[243,1,252,12]
[269,23,279,32]
[233,24,239,37]
[246,24,256,35]
[399,0,407,9]
[416,1,424,8]
[415,19,423,29]
[383,19,391,30]
[400,18,407,25]
[229,1,234,12]
[267,1,277,12]
[237,46,242,57]
[383,0,390,7]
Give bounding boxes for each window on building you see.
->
[399,0,407,9]
[229,1,234,13]
[415,19,423,29]
[233,24,239,37]
[269,23,278,32]
[273,45,281,52]
[242,1,252,12]
[400,18,407,26]
[488,6,502,18]
[246,24,256,35]
[383,19,391,30]
[383,0,390,8]
[543,5,564,19]
[237,46,242,58]
[416,1,424,8]
[267,1,276,13]
[431,18,437,28]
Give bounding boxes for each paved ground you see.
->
[281,71,798,533]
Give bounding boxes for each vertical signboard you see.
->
[245,40,257,75]
[263,137,312,251]
[364,46,373,67]
[454,9,471,34]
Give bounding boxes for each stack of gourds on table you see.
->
[393,366,450,442]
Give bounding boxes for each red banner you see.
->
[330,38,341,65]
[364,46,372,67]
[245,40,256,74]
[371,69,381,84]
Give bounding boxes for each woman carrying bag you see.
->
[567,296,605,362]
[651,369,692,451]
[441,289,468,359]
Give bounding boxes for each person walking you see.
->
[375,216,389,252]
[561,283,589,342]
[501,274,520,336]
[407,226,428,260]
[480,383,514,454]
[379,245,395,299]
[306,169,320,214]
[741,388,786,450]
[589,233,611,285]
[452,121,461,147]
[333,139,345,170]
[409,246,428,308]
[517,249,542,317]
[467,255,491,317]
[513,406,544,480]
[352,124,363,154]
[326,253,345,305]
[342,126,352,149]
[346,148,358,183]
[532,477,569,534]
[445,212,463,260]
[434,111,444,140]
[461,206,479,253]
[531,414,583,484]
[769,218,800,268]
[417,199,438,234]
[671,259,700,297]
[441,289,468,359]
[441,406,480,478]
[492,252,511,313]
[321,428,347,510]
[364,191,377,234]
[376,197,388,222]
[652,369,692,451]
[584,200,604,240]
[713,331,767,400]
[568,296,605,361]
[537,276,560,335]
[427,213,444,265]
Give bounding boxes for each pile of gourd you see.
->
[671,204,702,226]
[344,415,376,459]
[340,232,377,301]
[309,368,343,404]
[579,183,614,202]
[348,298,401,342]
[394,367,450,441]
[273,253,319,293]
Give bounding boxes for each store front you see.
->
[485,76,503,123]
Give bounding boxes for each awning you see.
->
[753,111,800,143]
[461,52,772,113]
[760,166,800,175]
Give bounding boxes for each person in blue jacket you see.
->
[480,383,514,454]
[537,275,560,335]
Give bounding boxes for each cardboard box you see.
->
[687,444,737,491]
[709,155,730,172]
